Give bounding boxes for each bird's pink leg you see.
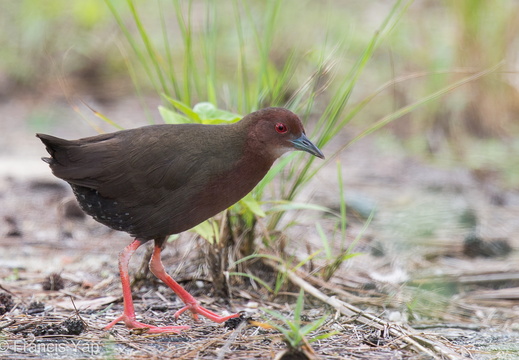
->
[149,244,239,323]
[104,239,190,334]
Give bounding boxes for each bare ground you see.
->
[1,96,519,359]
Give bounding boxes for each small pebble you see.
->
[463,233,512,258]
[42,273,65,291]
[0,292,14,315]
[26,301,45,315]
[4,216,22,237]
[32,319,85,336]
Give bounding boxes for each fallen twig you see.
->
[0,319,16,331]
[216,320,247,360]
[10,321,40,334]
[266,260,465,360]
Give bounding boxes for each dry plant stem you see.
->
[266,260,465,360]
[10,322,40,334]
[0,319,16,331]
[413,271,519,286]
[307,274,383,306]
[216,321,247,360]
[173,331,230,359]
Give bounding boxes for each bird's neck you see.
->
[185,122,276,226]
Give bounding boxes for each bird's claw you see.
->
[104,313,190,334]
[174,303,239,323]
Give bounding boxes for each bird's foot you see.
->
[174,303,240,323]
[104,313,190,334]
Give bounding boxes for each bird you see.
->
[37,107,324,334]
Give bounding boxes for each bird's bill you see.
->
[290,134,325,159]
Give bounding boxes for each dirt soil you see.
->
[1,96,519,359]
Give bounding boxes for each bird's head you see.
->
[245,107,324,160]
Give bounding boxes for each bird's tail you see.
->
[36,133,72,166]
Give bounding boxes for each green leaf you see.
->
[263,307,300,336]
[310,330,339,343]
[193,102,241,123]
[261,289,329,349]
[158,106,191,124]
[166,234,179,243]
[191,220,217,244]
[300,315,327,336]
[267,201,334,216]
[162,95,201,122]
[240,194,266,217]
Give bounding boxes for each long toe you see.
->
[175,304,239,323]
[104,313,189,334]
[139,324,190,334]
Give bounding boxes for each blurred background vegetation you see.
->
[2,0,518,186]
[3,0,519,278]
[3,1,519,348]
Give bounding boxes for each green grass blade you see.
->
[229,272,273,293]
[158,0,180,98]
[266,201,334,216]
[316,223,332,260]
[162,95,201,122]
[126,0,169,96]
[348,208,375,254]
[172,0,196,104]
[81,100,124,130]
[293,250,322,271]
[310,330,340,343]
[105,0,160,94]
[300,315,327,336]
[261,307,292,326]
[275,0,415,216]
[346,62,503,149]
[337,160,347,245]
[293,289,304,327]
[273,269,288,296]
[230,253,281,267]
[159,106,190,124]
[203,1,217,104]
[118,42,155,124]
[232,0,250,112]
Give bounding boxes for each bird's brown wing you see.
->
[38,126,204,199]
[37,124,245,237]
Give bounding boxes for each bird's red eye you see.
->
[275,123,288,134]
